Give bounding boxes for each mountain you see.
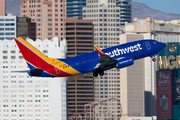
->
[5,1,180,21]
[132,2,180,21]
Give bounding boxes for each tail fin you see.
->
[14,37,52,69]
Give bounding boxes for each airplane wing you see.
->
[94,45,117,70]
[94,45,134,71]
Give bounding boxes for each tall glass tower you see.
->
[67,0,86,19]
[116,0,132,27]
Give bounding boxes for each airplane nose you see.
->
[161,43,166,48]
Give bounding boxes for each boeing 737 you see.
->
[14,37,166,77]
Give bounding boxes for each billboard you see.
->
[157,71,172,120]
[174,79,180,101]
[157,43,180,70]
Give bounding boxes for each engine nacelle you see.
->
[116,57,134,69]
[28,68,44,77]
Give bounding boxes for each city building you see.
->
[0,0,5,16]
[157,43,180,120]
[66,17,94,119]
[0,13,17,40]
[17,17,36,40]
[0,14,36,41]
[20,0,66,41]
[116,0,132,27]
[66,0,86,19]
[119,17,180,120]
[0,37,68,120]
[83,0,121,119]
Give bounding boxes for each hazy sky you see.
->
[133,0,180,14]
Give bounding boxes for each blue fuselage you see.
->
[59,39,166,74]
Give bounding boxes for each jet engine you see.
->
[27,68,44,77]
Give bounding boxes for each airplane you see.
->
[14,37,166,77]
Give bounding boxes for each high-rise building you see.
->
[66,0,86,19]
[83,0,121,119]
[20,0,66,41]
[66,17,94,119]
[17,17,36,40]
[0,14,36,41]
[0,37,68,120]
[0,14,17,40]
[0,0,5,16]
[119,17,180,119]
[116,0,132,27]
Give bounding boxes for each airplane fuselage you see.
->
[14,37,166,77]
[52,40,165,77]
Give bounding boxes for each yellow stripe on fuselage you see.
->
[17,37,81,75]
[52,61,81,75]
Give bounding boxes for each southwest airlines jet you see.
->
[14,37,166,77]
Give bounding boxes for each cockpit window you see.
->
[153,41,159,44]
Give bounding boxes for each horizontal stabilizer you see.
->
[11,70,29,73]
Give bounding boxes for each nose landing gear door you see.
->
[145,41,151,50]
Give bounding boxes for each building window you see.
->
[48,9,52,12]
[3,56,8,59]
[48,33,52,35]
[11,56,16,59]
[5,23,15,26]
[48,23,52,26]
[43,50,48,53]
[48,19,52,21]
[11,50,16,53]
[66,23,74,26]
[48,28,52,31]
[3,51,7,53]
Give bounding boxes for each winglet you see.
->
[94,45,106,56]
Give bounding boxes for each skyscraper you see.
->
[0,0,5,16]
[20,0,66,41]
[116,0,132,27]
[0,14,17,40]
[83,0,121,119]
[66,17,94,119]
[67,0,86,19]
[17,17,36,40]
[0,37,68,120]
[119,17,180,119]
[0,14,36,41]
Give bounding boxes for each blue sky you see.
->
[133,0,180,14]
